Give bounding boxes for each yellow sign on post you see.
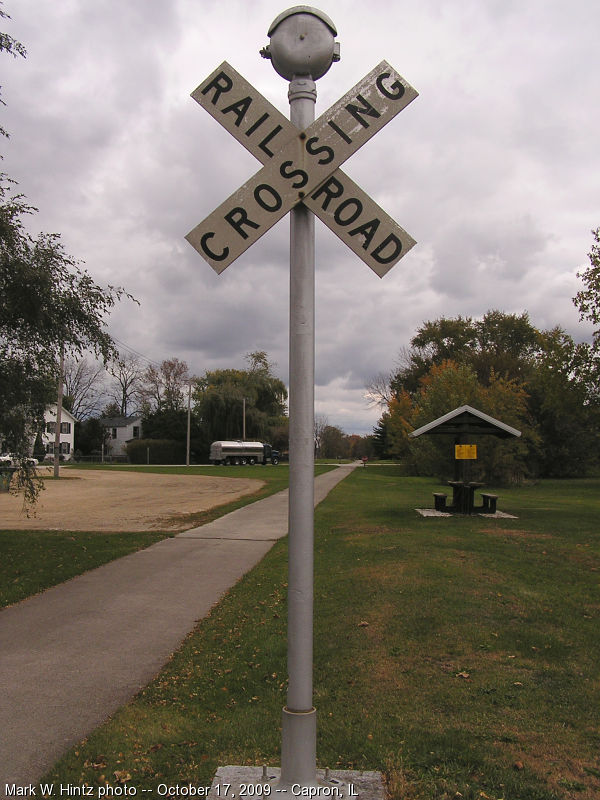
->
[455,444,477,460]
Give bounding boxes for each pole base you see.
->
[280,706,317,788]
[207,765,385,799]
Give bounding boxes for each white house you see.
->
[43,405,77,461]
[100,416,143,457]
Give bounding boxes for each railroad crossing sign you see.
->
[186,60,418,276]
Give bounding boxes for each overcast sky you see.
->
[2,0,599,434]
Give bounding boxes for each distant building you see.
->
[100,416,143,457]
[43,406,77,460]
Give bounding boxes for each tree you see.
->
[392,311,540,396]
[386,360,532,483]
[313,414,329,457]
[140,358,189,413]
[573,227,600,402]
[365,371,394,409]
[378,308,600,478]
[0,3,26,140]
[101,401,122,418]
[527,327,599,476]
[107,352,144,416]
[75,417,109,458]
[194,352,287,447]
[0,179,132,494]
[348,434,376,460]
[320,425,350,459]
[141,406,208,464]
[63,356,107,420]
[574,228,600,339]
[372,413,391,459]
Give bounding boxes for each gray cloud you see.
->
[2,0,599,434]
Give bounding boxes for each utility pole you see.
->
[53,343,65,479]
[186,380,192,467]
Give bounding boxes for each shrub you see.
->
[126,438,184,465]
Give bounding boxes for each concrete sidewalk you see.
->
[0,465,355,790]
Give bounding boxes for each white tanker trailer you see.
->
[209,440,280,465]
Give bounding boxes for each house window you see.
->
[60,422,71,434]
[133,426,140,439]
[60,442,71,455]
[111,428,118,439]
[46,422,56,434]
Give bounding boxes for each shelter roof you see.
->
[409,404,521,439]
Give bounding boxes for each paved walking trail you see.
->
[0,465,355,792]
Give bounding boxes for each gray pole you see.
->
[281,73,317,788]
[262,7,339,791]
[53,342,64,479]
[186,381,192,467]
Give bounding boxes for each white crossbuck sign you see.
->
[186,61,418,277]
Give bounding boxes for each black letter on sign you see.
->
[200,232,229,262]
[254,184,282,212]
[201,71,233,105]
[246,112,269,137]
[345,94,381,129]
[376,72,405,100]
[327,119,352,145]
[311,175,344,210]
[334,198,363,227]
[371,233,402,264]
[221,96,252,127]
[305,136,335,165]
[349,218,380,250]
[280,160,308,189]
[225,207,260,240]
[259,125,283,158]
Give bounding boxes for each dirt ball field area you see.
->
[0,469,264,532]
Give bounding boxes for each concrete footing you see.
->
[207,766,385,800]
[416,508,517,519]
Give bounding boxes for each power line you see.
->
[111,337,162,369]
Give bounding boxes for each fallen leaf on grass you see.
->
[456,671,470,679]
[114,771,132,783]
[358,621,369,627]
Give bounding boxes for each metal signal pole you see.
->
[262,7,339,789]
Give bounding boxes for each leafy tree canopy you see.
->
[386,360,533,483]
[0,179,132,461]
[393,310,540,395]
[378,306,600,479]
[194,351,287,445]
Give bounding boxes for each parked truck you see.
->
[210,440,280,466]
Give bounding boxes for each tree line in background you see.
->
[70,350,289,463]
[369,231,600,483]
[67,350,377,463]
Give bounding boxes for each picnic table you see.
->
[447,480,485,514]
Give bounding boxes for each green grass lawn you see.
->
[0,465,332,608]
[37,469,600,799]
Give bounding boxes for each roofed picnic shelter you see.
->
[410,404,521,514]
